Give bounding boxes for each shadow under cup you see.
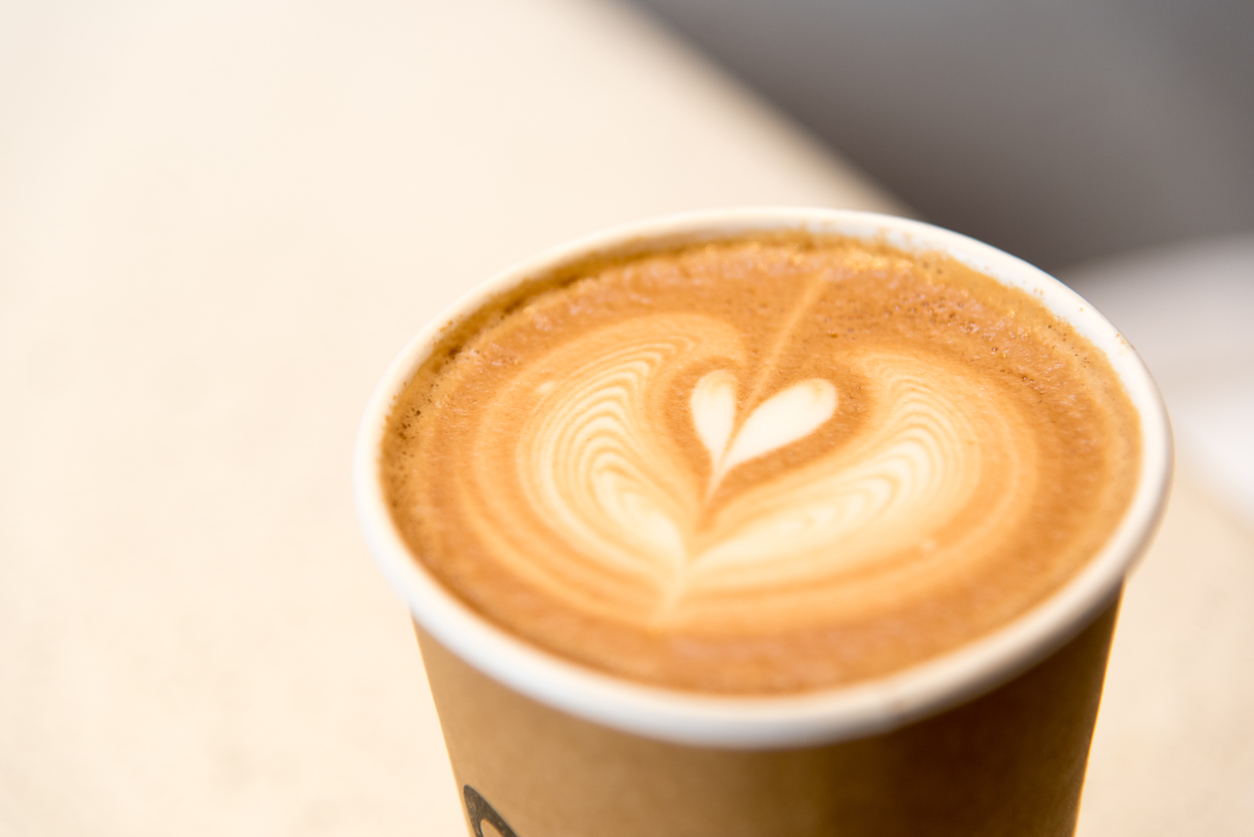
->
[353,209,1173,837]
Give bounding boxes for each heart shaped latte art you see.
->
[692,370,838,494]
[463,312,1034,629]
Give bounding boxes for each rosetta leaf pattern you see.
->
[474,314,1019,625]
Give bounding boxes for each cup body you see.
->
[417,598,1118,837]
[353,209,1172,836]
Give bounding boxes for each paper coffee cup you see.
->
[354,209,1172,836]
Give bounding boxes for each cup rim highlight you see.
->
[353,207,1172,748]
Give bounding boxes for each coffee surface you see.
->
[381,236,1140,693]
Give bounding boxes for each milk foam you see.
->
[693,369,837,493]
[465,313,1032,630]
[383,237,1140,692]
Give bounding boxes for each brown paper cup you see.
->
[418,595,1120,837]
[353,209,1172,837]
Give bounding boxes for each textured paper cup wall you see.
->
[417,604,1118,837]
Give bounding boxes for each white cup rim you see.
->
[353,207,1172,748]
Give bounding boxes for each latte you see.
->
[380,234,1141,694]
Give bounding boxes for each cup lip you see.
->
[353,207,1173,749]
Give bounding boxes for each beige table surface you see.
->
[1,1,1250,835]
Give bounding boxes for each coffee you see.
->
[381,234,1141,694]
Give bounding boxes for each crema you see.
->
[381,235,1140,694]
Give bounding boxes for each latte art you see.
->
[692,369,837,495]
[383,237,1140,692]
[474,314,1030,629]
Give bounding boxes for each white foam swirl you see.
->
[464,312,1036,632]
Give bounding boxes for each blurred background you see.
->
[633,0,1254,272]
[2,1,1251,835]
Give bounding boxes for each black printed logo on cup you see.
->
[464,785,519,837]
